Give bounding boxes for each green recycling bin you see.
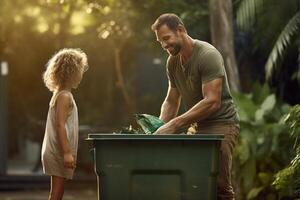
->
[87,133,224,200]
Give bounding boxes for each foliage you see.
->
[273,105,300,198]
[233,83,292,199]
[284,104,300,139]
[236,0,300,83]
[264,12,300,80]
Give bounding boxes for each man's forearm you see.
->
[172,98,220,129]
[159,100,179,122]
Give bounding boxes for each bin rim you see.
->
[86,133,224,141]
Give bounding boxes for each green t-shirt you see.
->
[166,40,239,124]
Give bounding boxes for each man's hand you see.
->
[154,119,180,134]
[64,152,75,169]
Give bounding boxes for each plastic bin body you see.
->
[87,134,223,200]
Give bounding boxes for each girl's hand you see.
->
[64,153,75,169]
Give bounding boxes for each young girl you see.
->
[41,48,88,200]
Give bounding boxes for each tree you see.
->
[209,0,241,92]
[88,0,137,114]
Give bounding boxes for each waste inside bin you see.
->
[135,114,165,134]
[87,133,224,200]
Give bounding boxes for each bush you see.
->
[233,83,292,199]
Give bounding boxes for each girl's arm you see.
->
[55,92,75,169]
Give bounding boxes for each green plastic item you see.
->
[135,114,165,134]
[87,133,224,200]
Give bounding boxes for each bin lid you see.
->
[86,133,224,141]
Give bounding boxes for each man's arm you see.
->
[155,77,222,134]
[159,81,181,122]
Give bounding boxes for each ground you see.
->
[0,186,97,200]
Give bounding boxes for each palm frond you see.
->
[265,11,300,80]
[236,0,264,31]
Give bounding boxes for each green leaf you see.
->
[236,0,264,31]
[273,167,294,191]
[252,83,270,104]
[261,94,276,112]
[258,172,273,185]
[232,92,258,121]
[247,186,265,200]
[280,104,291,114]
[265,11,300,80]
[254,94,276,121]
[255,109,265,122]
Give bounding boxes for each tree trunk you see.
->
[209,0,242,198]
[209,0,241,92]
[114,47,135,113]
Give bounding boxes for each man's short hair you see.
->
[151,13,185,32]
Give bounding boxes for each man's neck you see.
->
[180,36,195,65]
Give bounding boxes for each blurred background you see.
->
[0,0,299,199]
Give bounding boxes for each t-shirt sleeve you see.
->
[166,56,177,88]
[200,50,225,83]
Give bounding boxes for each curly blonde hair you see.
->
[43,48,88,92]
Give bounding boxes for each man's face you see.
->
[155,24,182,56]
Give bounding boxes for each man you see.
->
[152,13,239,200]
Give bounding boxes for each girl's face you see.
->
[72,70,83,89]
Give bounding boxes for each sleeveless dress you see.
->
[41,90,79,179]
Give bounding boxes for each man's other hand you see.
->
[154,119,178,134]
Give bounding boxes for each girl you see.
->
[41,48,88,200]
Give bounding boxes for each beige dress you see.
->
[41,90,79,179]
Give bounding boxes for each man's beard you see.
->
[167,43,181,56]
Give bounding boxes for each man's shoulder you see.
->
[194,40,219,55]
[194,40,223,62]
[194,40,215,49]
